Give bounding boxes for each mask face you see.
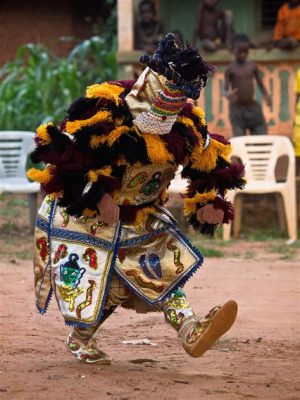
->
[60,254,85,287]
[61,265,80,286]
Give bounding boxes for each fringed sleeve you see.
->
[180,104,245,235]
[27,81,138,218]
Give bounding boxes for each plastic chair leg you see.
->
[275,193,286,233]
[222,222,231,240]
[233,194,243,239]
[281,190,298,241]
[28,193,38,233]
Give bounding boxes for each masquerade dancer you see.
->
[29,33,245,364]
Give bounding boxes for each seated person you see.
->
[134,0,164,53]
[273,0,300,50]
[192,0,233,51]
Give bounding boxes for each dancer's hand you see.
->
[197,204,224,225]
[97,193,120,225]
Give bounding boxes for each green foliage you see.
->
[0,32,117,130]
[199,247,225,257]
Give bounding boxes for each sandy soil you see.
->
[1,252,300,400]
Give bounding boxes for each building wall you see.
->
[160,0,259,43]
[0,0,106,65]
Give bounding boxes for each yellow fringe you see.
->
[159,188,169,204]
[191,138,231,172]
[115,118,125,127]
[183,190,217,215]
[143,133,174,164]
[177,116,195,129]
[90,134,107,149]
[65,110,112,135]
[116,157,128,166]
[49,191,63,200]
[26,167,53,184]
[85,83,125,105]
[88,166,112,183]
[134,206,156,227]
[191,105,206,125]
[107,126,130,147]
[176,116,205,149]
[36,122,53,144]
[82,208,98,218]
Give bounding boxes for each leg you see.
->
[247,101,268,135]
[66,306,116,364]
[66,274,131,364]
[161,288,238,358]
[28,193,38,233]
[229,104,246,137]
[277,37,298,50]
[275,193,286,233]
[201,39,218,52]
[233,194,243,239]
[251,122,267,135]
[224,9,234,48]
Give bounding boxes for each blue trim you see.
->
[114,222,204,305]
[63,220,123,329]
[36,216,48,232]
[64,319,97,328]
[50,227,112,250]
[36,287,53,315]
[36,200,56,315]
[120,227,168,247]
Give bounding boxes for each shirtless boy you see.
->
[224,34,271,137]
[193,0,233,51]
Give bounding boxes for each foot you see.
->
[178,300,238,358]
[66,332,111,364]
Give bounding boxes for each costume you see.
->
[28,34,245,364]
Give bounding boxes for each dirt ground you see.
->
[0,194,300,400]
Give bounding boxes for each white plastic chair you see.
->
[168,166,187,194]
[223,135,297,241]
[0,131,40,232]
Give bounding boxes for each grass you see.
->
[197,247,224,257]
[1,221,20,234]
[267,243,299,261]
[243,250,257,260]
[16,250,33,260]
[0,196,28,218]
[240,227,286,242]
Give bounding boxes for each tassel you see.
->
[36,122,53,145]
[143,133,174,164]
[27,167,53,184]
[85,83,125,105]
[65,110,112,135]
[87,166,113,183]
[107,126,130,147]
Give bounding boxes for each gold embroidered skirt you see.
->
[34,197,203,328]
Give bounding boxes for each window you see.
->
[261,0,285,29]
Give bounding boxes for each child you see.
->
[192,0,233,51]
[28,34,245,364]
[273,0,300,50]
[224,34,271,137]
[134,0,164,52]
